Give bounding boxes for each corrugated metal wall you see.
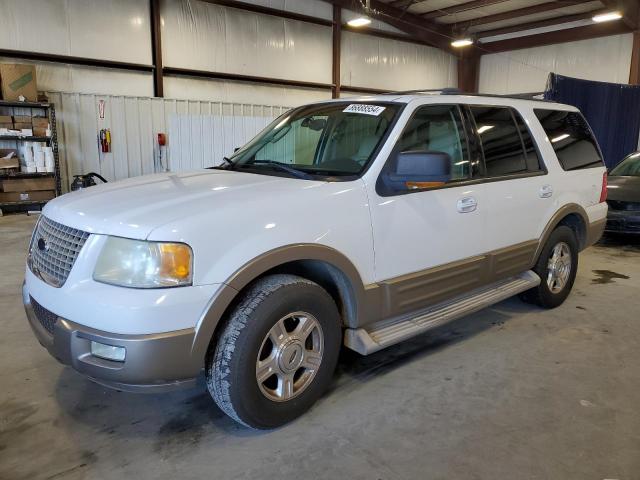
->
[48,91,288,192]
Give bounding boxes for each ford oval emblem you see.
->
[37,237,48,252]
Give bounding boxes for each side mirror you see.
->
[384,151,452,191]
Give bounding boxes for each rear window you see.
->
[534,109,604,171]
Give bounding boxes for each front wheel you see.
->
[206,274,341,429]
[521,225,579,308]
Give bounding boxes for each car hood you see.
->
[43,170,322,239]
[607,176,640,203]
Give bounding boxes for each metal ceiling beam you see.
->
[599,0,639,29]
[422,0,512,20]
[320,0,456,53]
[453,0,593,30]
[476,8,606,37]
[479,19,631,53]
[199,0,333,26]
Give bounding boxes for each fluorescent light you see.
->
[551,133,570,143]
[451,38,473,48]
[477,125,494,134]
[347,17,372,27]
[592,11,622,23]
[455,160,470,165]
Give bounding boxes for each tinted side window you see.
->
[396,104,470,181]
[470,106,527,176]
[514,112,542,171]
[534,109,604,170]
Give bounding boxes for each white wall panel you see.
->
[479,34,634,94]
[251,0,332,19]
[47,91,290,192]
[161,0,333,83]
[0,0,151,64]
[163,76,330,106]
[0,58,154,97]
[340,31,457,90]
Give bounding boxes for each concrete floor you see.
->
[1,213,639,480]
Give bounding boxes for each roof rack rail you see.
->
[387,88,461,95]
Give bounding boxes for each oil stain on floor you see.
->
[591,269,630,284]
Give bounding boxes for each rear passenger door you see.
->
[468,105,549,254]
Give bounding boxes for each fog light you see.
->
[90,341,126,362]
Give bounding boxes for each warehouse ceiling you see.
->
[324,0,639,54]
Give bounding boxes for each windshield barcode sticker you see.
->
[343,104,386,116]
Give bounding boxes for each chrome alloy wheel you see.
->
[256,312,324,402]
[547,242,572,294]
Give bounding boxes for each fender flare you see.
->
[190,244,369,362]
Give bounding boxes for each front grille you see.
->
[28,216,90,287]
[30,296,57,334]
[607,200,640,211]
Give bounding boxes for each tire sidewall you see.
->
[219,281,341,429]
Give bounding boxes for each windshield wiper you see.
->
[209,156,235,171]
[241,160,314,180]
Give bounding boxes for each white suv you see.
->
[23,93,607,429]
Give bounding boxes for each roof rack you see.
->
[387,88,461,95]
[386,89,554,103]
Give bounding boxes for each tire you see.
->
[521,225,579,309]
[206,274,341,429]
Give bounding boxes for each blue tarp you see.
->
[544,73,640,169]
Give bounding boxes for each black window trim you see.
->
[376,103,548,197]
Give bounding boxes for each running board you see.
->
[344,270,540,355]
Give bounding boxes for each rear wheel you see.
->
[206,274,341,429]
[521,225,578,308]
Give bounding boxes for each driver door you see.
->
[368,104,488,317]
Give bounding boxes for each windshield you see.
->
[225,102,401,178]
[610,152,640,176]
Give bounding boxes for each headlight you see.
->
[93,237,193,288]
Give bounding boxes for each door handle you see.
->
[539,185,553,198]
[457,196,477,213]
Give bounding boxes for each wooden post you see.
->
[630,30,640,85]
[150,0,164,97]
[332,5,341,98]
[458,50,480,93]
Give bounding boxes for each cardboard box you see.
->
[0,115,11,123]
[32,116,48,128]
[0,190,55,202]
[0,123,12,129]
[0,148,19,169]
[1,176,56,192]
[13,122,32,129]
[0,64,38,101]
[33,127,47,137]
[13,115,32,123]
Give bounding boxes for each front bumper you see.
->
[605,210,640,235]
[23,283,202,393]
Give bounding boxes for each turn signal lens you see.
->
[159,243,192,280]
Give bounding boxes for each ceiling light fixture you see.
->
[347,17,372,27]
[551,133,570,143]
[592,11,623,23]
[451,38,474,48]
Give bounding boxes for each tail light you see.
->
[599,171,608,203]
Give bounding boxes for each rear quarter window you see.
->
[534,109,604,171]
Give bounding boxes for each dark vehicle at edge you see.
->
[606,151,640,235]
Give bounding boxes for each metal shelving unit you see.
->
[0,100,61,214]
